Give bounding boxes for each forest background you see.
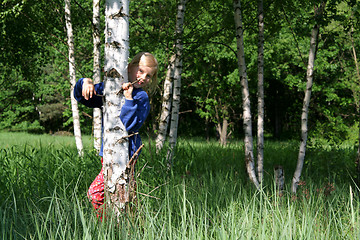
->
[1,0,360,147]
[2,0,360,238]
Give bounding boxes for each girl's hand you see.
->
[122,82,133,100]
[82,78,96,100]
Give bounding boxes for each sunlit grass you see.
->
[0,131,93,149]
[0,132,359,239]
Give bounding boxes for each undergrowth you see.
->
[0,132,359,239]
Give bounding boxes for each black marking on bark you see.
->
[109,7,128,19]
[107,126,122,132]
[105,68,121,78]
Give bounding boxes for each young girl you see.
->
[74,52,158,213]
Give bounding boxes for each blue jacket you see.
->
[74,78,150,157]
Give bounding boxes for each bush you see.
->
[10,120,45,134]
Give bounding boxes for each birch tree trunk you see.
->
[103,0,130,215]
[65,0,84,156]
[155,54,175,153]
[233,0,260,189]
[216,118,229,146]
[291,3,325,193]
[92,0,102,153]
[215,103,229,146]
[257,0,265,184]
[167,0,186,164]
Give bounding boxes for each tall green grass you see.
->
[1,132,359,239]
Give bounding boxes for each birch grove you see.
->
[92,0,102,153]
[291,2,326,193]
[103,0,130,215]
[233,0,260,189]
[167,0,186,164]
[65,0,84,156]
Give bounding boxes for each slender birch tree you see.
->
[257,0,264,184]
[167,0,186,164]
[291,2,326,193]
[350,22,360,186]
[65,0,84,156]
[103,0,130,215]
[155,54,175,153]
[93,0,102,153]
[234,0,260,189]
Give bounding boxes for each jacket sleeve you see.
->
[120,90,150,133]
[74,78,104,108]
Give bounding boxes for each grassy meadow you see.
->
[1,131,360,239]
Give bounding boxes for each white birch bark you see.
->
[257,0,264,184]
[167,0,186,164]
[103,0,130,214]
[93,0,102,153]
[291,24,320,193]
[155,54,175,153]
[234,0,259,189]
[65,0,84,156]
[215,103,229,146]
[216,118,229,146]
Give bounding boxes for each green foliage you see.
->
[10,120,44,133]
[0,0,360,143]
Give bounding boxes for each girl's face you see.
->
[128,63,156,89]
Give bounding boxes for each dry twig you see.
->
[116,132,139,144]
[116,78,142,95]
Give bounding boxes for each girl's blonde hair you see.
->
[129,52,158,94]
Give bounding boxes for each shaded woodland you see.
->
[1,0,360,147]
